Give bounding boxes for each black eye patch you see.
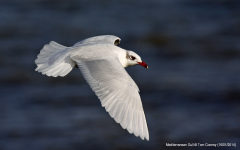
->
[130,56,136,60]
[114,39,120,46]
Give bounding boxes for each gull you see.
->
[35,35,149,140]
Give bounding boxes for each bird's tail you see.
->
[35,41,76,77]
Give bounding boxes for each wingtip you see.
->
[146,136,149,141]
[139,135,149,141]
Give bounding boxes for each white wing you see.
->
[73,35,120,47]
[35,35,120,77]
[71,54,149,140]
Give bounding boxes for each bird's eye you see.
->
[130,56,136,60]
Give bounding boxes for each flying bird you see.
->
[35,35,149,140]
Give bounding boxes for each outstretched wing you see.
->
[73,35,121,47]
[71,55,149,140]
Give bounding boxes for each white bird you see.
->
[35,35,149,140]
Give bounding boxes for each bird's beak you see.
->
[138,61,148,69]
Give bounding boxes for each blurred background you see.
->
[0,0,240,150]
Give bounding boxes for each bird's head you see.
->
[126,51,148,68]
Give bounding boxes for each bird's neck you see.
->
[112,47,128,68]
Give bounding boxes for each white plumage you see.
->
[35,35,149,140]
[35,41,76,77]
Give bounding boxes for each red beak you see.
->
[138,61,148,69]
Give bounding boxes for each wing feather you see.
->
[138,112,144,140]
[127,109,134,134]
[123,107,130,129]
[114,102,124,123]
[133,111,139,136]
[109,100,120,118]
